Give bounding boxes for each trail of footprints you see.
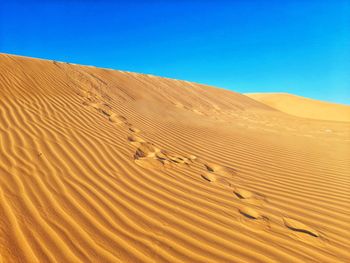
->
[82,94,196,169]
[126,128,322,241]
[87,101,130,126]
[128,133,195,170]
[81,92,322,243]
[200,161,321,240]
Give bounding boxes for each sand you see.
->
[0,53,349,262]
[246,92,350,122]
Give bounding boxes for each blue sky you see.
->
[1,0,349,104]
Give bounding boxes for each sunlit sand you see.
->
[0,53,349,262]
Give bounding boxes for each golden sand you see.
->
[246,92,350,122]
[0,53,349,262]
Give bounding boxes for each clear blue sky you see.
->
[1,0,349,104]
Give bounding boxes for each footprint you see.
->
[283,218,319,238]
[155,151,169,160]
[100,108,113,117]
[234,188,254,199]
[167,154,190,166]
[238,206,270,231]
[85,101,130,126]
[239,206,262,220]
[109,114,129,125]
[129,127,141,133]
[134,142,160,158]
[201,172,232,187]
[204,163,236,177]
[201,173,216,183]
[233,188,266,206]
[89,102,110,112]
[131,138,193,169]
[133,142,168,169]
[127,135,145,146]
[128,135,145,142]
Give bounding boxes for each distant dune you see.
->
[246,92,350,122]
[0,53,349,262]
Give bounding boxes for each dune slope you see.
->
[246,92,350,122]
[0,53,350,263]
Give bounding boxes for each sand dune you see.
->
[0,53,349,262]
[246,92,350,122]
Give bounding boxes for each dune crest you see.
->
[0,53,349,262]
[246,92,350,122]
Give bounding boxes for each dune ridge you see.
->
[0,53,350,262]
[246,92,350,122]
